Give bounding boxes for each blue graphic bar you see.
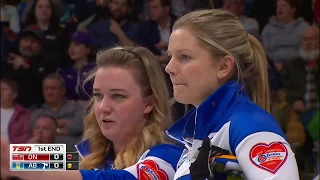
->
[12,162,50,170]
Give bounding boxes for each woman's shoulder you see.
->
[230,103,281,131]
[140,143,183,169]
[228,104,286,146]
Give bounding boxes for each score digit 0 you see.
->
[50,162,63,170]
[49,154,63,161]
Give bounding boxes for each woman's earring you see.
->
[217,74,221,79]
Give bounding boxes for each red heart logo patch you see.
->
[249,142,288,174]
[137,160,169,180]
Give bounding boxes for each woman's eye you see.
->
[93,93,103,99]
[181,54,191,61]
[112,94,126,99]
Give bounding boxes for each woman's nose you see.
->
[165,58,176,76]
[99,98,112,114]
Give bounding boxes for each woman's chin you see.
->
[173,93,189,105]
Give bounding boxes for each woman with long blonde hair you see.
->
[165,9,299,180]
[0,46,183,180]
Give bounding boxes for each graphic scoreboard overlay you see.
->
[10,144,80,171]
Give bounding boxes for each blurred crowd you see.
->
[0,0,319,179]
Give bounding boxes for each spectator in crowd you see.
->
[138,0,175,63]
[271,89,306,148]
[29,73,84,151]
[1,0,21,33]
[251,0,313,34]
[0,78,31,143]
[261,0,308,65]
[1,25,61,108]
[281,25,319,125]
[88,0,138,50]
[223,0,260,37]
[27,114,57,144]
[281,25,319,177]
[58,31,95,104]
[19,0,65,26]
[142,0,208,20]
[25,0,66,58]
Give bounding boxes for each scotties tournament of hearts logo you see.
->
[249,142,288,174]
[137,160,169,180]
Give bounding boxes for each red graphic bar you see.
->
[23,154,50,161]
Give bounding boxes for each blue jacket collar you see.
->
[75,139,116,170]
[75,139,90,158]
[167,80,250,143]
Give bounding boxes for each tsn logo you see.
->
[12,146,32,152]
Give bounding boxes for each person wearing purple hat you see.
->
[58,31,96,105]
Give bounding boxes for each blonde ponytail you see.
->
[247,34,270,112]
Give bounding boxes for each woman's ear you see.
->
[144,95,155,114]
[217,55,235,80]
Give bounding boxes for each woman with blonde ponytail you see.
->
[165,9,299,180]
[0,46,183,180]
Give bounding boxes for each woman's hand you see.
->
[189,137,231,180]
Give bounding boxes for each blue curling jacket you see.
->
[167,80,299,180]
[75,140,183,180]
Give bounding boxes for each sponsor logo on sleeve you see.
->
[249,142,288,174]
[137,160,169,180]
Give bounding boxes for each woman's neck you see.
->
[74,57,88,69]
[113,142,126,155]
[37,20,50,30]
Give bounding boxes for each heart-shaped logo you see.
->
[137,160,169,180]
[249,142,288,174]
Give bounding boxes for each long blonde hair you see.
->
[173,9,270,112]
[80,46,172,169]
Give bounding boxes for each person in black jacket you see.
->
[1,25,61,108]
